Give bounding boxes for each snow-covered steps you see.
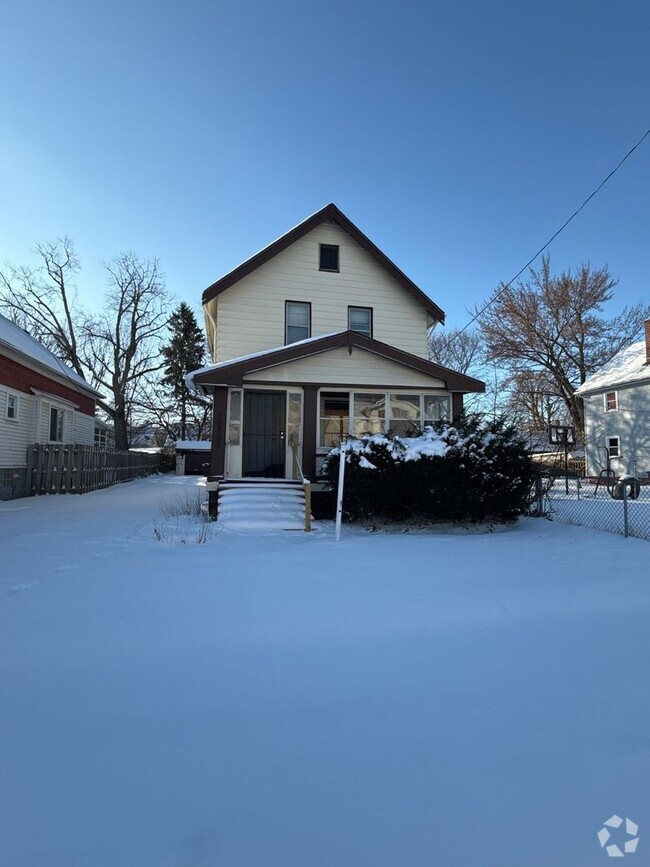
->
[217,479,313,531]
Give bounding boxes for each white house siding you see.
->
[72,411,96,445]
[208,222,431,363]
[245,346,446,388]
[582,382,650,477]
[0,388,36,469]
[37,399,94,447]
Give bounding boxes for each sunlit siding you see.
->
[246,346,446,388]
[583,382,650,476]
[210,222,431,363]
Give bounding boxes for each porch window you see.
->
[319,392,350,447]
[424,395,450,423]
[348,306,372,338]
[228,389,242,445]
[352,393,385,437]
[49,407,64,442]
[285,301,311,345]
[288,393,302,447]
[388,394,421,437]
[604,391,618,411]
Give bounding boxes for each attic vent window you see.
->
[319,244,339,272]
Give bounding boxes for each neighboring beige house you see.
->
[0,314,102,499]
[576,320,650,479]
[187,203,484,483]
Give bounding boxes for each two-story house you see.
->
[575,320,650,479]
[186,204,484,485]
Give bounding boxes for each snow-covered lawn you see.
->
[1,476,648,867]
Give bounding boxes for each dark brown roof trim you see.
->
[192,331,484,393]
[202,203,446,324]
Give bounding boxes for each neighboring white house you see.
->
[186,203,485,481]
[576,320,650,479]
[0,314,102,499]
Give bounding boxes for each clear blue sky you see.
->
[1,0,648,329]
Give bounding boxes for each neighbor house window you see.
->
[352,393,385,437]
[607,436,620,458]
[319,392,350,447]
[388,394,421,437]
[604,391,618,411]
[285,301,311,344]
[49,407,64,442]
[319,244,339,272]
[6,393,18,421]
[348,306,373,338]
[94,428,107,447]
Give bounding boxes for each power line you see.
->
[443,124,650,347]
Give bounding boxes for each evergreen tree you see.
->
[161,302,206,440]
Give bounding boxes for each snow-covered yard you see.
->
[1,476,648,867]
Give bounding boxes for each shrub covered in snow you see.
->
[320,416,535,523]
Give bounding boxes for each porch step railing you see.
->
[291,440,312,532]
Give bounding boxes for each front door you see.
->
[242,391,286,478]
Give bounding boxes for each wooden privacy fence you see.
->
[25,444,160,496]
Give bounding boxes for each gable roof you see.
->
[575,339,650,395]
[0,313,102,399]
[187,330,484,393]
[202,203,446,324]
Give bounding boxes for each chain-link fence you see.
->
[530,470,650,542]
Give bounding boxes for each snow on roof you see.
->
[175,441,212,451]
[185,331,345,390]
[0,313,102,397]
[575,339,650,395]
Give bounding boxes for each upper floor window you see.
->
[285,301,311,345]
[49,407,64,442]
[348,306,373,338]
[319,244,339,272]
[6,392,18,421]
[604,391,618,411]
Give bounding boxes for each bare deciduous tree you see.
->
[82,253,170,450]
[0,237,87,377]
[428,326,484,375]
[480,256,649,435]
[1,242,173,450]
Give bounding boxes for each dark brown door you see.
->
[242,391,286,478]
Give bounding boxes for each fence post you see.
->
[623,481,629,538]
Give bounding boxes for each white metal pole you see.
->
[334,442,346,542]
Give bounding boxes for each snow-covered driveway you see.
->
[1,476,648,867]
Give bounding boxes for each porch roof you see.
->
[186,331,485,394]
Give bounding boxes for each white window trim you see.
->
[5,391,19,422]
[317,389,452,450]
[48,406,66,443]
[603,390,618,412]
[606,436,620,459]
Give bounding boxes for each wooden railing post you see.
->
[304,481,312,532]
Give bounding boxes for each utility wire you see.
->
[443,125,650,348]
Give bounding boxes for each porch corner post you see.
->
[302,385,318,480]
[210,387,228,477]
[452,393,464,423]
